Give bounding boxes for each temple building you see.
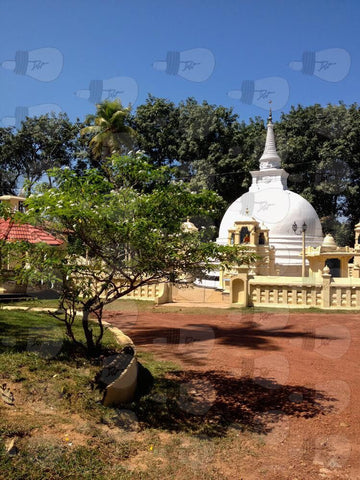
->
[2,118,360,309]
[217,110,323,277]
[186,111,360,309]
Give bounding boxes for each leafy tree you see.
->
[0,114,81,195]
[133,98,360,243]
[176,98,246,198]
[132,95,180,168]
[178,106,265,204]
[132,95,265,205]
[19,153,255,355]
[0,127,20,195]
[275,103,360,245]
[4,98,360,246]
[81,100,135,165]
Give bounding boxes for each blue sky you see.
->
[0,0,359,127]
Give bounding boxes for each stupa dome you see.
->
[217,111,323,274]
[219,189,322,240]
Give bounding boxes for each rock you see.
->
[97,346,135,388]
[97,346,139,406]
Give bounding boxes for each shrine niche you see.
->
[240,226,250,244]
[305,234,355,279]
[219,213,275,290]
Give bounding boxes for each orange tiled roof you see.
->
[0,219,63,245]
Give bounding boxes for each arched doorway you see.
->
[232,278,245,305]
[325,258,341,278]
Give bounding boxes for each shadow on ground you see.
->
[122,320,338,366]
[134,369,334,438]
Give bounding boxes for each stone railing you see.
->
[246,274,360,309]
[328,278,360,309]
[124,282,172,305]
[249,277,323,308]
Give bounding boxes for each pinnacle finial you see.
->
[268,100,273,124]
[259,100,281,170]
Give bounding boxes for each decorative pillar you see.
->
[322,265,332,308]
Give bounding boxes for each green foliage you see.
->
[276,102,360,243]
[1,113,81,195]
[0,127,19,195]
[133,97,360,243]
[320,215,353,246]
[132,95,180,168]
[14,153,254,354]
[1,98,360,242]
[133,95,264,204]
[81,99,135,163]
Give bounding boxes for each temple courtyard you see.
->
[102,304,360,479]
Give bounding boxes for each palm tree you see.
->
[81,100,135,161]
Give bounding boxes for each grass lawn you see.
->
[0,309,259,480]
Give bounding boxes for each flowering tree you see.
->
[20,154,255,355]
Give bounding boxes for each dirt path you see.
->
[104,308,360,479]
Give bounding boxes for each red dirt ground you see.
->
[104,307,360,480]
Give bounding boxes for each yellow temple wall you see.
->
[233,274,360,310]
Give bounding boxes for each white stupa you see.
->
[217,109,323,276]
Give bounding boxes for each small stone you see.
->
[340,422,349,427]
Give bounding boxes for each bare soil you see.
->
[105,307,360,480]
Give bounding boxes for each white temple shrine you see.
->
[217,110,323,277]
[185,109,360,309]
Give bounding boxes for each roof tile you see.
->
[0,219,63,245]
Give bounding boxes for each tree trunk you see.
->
[82,309,96,355]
